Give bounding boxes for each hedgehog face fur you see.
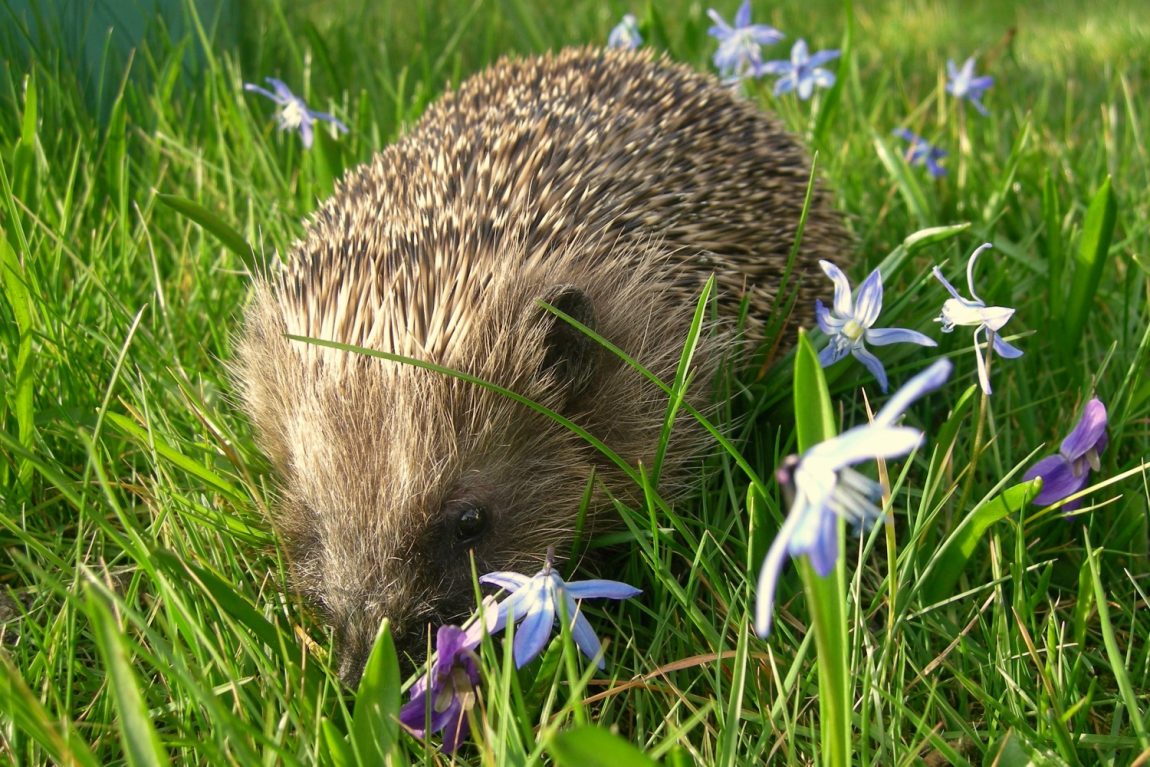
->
[235,48,847,684]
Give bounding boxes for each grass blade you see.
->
[1063,176,1117,352]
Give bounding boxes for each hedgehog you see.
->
[234,47,848,684]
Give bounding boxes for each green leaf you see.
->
[351,619,402,764]
[320,719,355,767]
[157,194,257,270]
[791,332,850,767]
[86,591,172,767]
[922,479,1043,604]
[547,726,660,767]
[793,330,836,451]
[1063,176,1117,352]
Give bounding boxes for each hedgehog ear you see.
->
[535,284,598,407]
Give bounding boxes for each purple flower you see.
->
[608,13,642,50]
[399,625,480,754]
[893,128,948,178]
[480,550,641,669]
[816,260,937,392]
[932,243,1022,395]
[759,39,840,99]
[707,0,784,82]
[1022,398,1108,510]
[756,360,953,637]
[243,78,348,149]
[946,56,993,116]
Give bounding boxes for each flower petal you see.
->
[873,359,952,426]
[1023,455,1085,505]
[807,49,841,67]
[819,259,853,316]
[991,333,1023,359]
[799,505,839,577]
[1060,398,1108,460]
[931,266,965,303]
[818,340,850,368]
[865,327,937,348]
[852,346,890,392]
[734,0,752,28]
[243,83,281,102]
[512,587,555,667]
[853,268,884,327]
[754,505,804,637]
[973,328,993,395]
[805,424,924,469]
[564,594,607,669]
[965,243,993,302]
[564,579,642,600]
[479,571,531,591]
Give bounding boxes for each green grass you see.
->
[2,0,1149,764]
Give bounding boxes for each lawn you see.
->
[1,0,1148,764]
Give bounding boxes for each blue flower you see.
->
[756,359,953,637]
[399,624,480,754]
[759,39,840,99]
[893,127,948,178]
[932,243,1023,395]
[1022,397,1108,511]
[243,78,348,149]
[945,56,993,116]
[707,0,784,82]
[480,550,641,669]
[608,13,642,50]
[816,260,937,393]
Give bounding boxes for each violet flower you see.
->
[243,78,348,149]
[816,259,937,393]
[759,39,840,99]
[707,0,784,82]
[932,243,1022,395]
[1022,398,1108,510]
[399,625,480,754]
[946,57,993,116]
[608,13,642,49]
[756,359,952,637]
[893,127,948,178]
[480,550,641,669]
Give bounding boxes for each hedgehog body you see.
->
[235,48,847,682]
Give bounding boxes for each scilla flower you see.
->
[759,39,840,99]
[480,548,640,669]
[707,0,784,82]
[244,78,348,149]
[756,359,952,637]
[946,56,993,116]
[608,13,642,49]
[1022,397,1108,511]
[933,243,1022,395]
[893,127,948,178]
[816,260,937,392]
[399,625,481,753]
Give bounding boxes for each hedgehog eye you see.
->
[447,501,488,544]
